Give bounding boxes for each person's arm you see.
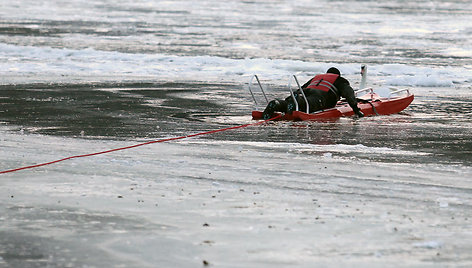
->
[339,81,364,117]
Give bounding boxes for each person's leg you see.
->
[286,95,307,114]
[262,99,287,119]
[286,95,324,114]
[285,92,328,114]
[306,95,324,113]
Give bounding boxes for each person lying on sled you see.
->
[262,67,364,119]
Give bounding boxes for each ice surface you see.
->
[1,0,472,266]
[1,43,470,88]
[1,128,472,267]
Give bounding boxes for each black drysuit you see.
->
[262,72,363,119]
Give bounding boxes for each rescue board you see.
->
[251,90,414,121]
[249,65,414,121]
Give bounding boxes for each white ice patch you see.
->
[413,241,443,249]
[0,43,470,87]
[436,197,463,208]
[185,140,429,158]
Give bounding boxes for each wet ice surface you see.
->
[1,0,472,266]
[1,82,472,267]
[2,129,472,267]
[1,83,471,165]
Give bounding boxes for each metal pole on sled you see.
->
[248,75,269,108]
[287,77,299,112]
[255,75,269,104]
[293,75,310,113]
[288,75,310,113]
[248,74,311,114]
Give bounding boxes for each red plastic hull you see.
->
[252,93,414,121]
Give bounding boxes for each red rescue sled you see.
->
[251,89,414,121]
[248,66,414,121]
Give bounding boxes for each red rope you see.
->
[1,115,280,174]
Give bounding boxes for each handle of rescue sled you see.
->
[355,87,374,97]
[388,88,410,99]
[293,75,310,113]
[255,75,269,103]
[287,77,299,112]
[248,75,269,108]
[288,75,309,113]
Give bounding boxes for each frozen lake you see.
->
[1,0,472,267]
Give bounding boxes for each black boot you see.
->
[262,100,280,119]
[286,100,296,114]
